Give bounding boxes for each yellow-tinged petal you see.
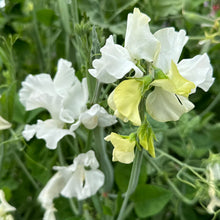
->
[151,61,195,97]
[108,91,129,123]
[105,132,136,164]
[113,79,142,126]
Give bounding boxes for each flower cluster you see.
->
[90,8,215,163]
[19,59,116,149]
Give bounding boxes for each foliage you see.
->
[0,0,220,219]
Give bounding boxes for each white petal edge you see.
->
[154,27,189,73]
[19,74,56,111]
[125,8,160,62]
[53,58,76,97]
[88,35,143,84]
[80,104,117,129]
[146,87,194,122]
[59,78,88,123]
[23,119,75,150]
[178,53,215,93]
[0,116,11,130]
[0,190,16,214]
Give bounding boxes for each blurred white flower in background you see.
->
[0,0,5,8]
[0,190,16,220]
[38,150,104,219]
[206,163,220,214]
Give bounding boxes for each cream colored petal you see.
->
[154,28,188,73]
[0,116,11,130]
[125,8,160,62]
[146,87,194,122]
[177,53,214,93]
[105,132,136,164]
[112,149,135,164]
[151,61,195,97]
[113,79,142,126]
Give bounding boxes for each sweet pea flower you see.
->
[0,116,11,130]
[105,132,136,164]
[38,150,104,218]
[0,0,5,8]
[79,104,117,129]
[88,8,160,83]
[19,59,88,149]
[0,190,16,219]
[146,28,215,122]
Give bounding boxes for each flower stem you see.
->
[13,151,39,190]
[93,127,114,192]
[117,149,143,220]
[200,92,220,117]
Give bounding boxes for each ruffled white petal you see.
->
[19,74,55,111]
[53,58,76,97]
[125,8,160,62]
[88,35,143,84]
[23,119,76,150]
[146,87,194,122]
[60,151,104,200]
[79,104,117,129]
[154,28,188,73]
[60,78,88,123]
[177,53,214,93]
[0,116,11,130]
[73,150,99,170]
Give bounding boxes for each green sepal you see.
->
[153,66,168,80]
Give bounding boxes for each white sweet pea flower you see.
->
[38,151,104,218]
[0,116,11,130]
[0,0,5,8]
[146,27,215,122]
[79,104,117,129]
[19,59,88,149]
[0,190,16,219]
[88,8,160,83]
[206,163,220,214]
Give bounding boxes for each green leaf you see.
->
[183,11,214,26]
[150,0,183,18]
[132,184,172,218]
[36,9,56,26]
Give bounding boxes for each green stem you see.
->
[156,148,205,172]
[117,149,143,220]
[200,93,220,117]
[0,134,5,174]
[93,127,114,192]
[32,2,45,70]
[165,175,197,205]
[145,152,198,205]
[13,151,39,190]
